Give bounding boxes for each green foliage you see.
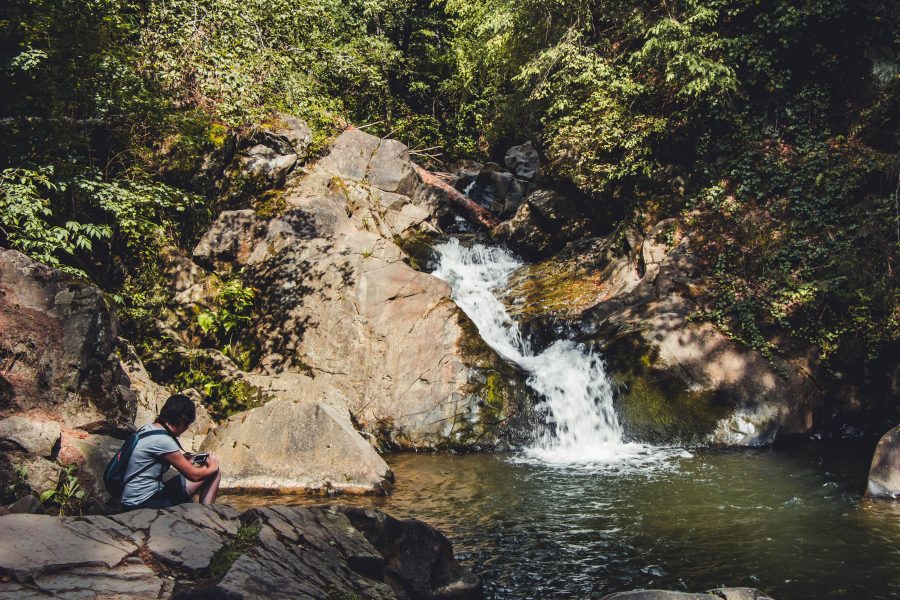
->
[39,464,85,516]
[197,278,257,369]
[4,465,30,501]
[0,168,111,277]
[174,352,266,421]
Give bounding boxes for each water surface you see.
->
[224,441,899,599]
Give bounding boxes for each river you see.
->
[226,238,899,599]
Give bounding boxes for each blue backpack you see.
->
[103,428,172,499]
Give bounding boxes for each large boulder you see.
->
[340,506,482,599]
[493,189,596,260]
[0,504,481,600]
[191,128,535,450]
[502,221,821,446]
[867,425,900,498]
[200,399,394,494]
[231,115,313,192]
[504,141,541,180]
[0,250,136,431]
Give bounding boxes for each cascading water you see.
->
[432,239,664,466]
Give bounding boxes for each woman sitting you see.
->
[121,394,221,511]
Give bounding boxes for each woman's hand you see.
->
[163,450,220,481]
[207,453,220,471]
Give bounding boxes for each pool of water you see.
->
[223,441,900,599]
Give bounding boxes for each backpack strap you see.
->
[159,422,186,452]
[122,429,178,485]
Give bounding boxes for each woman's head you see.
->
[156,394,196,435]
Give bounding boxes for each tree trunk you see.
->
[412,163,501,230]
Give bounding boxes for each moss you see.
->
[207,123,229,148]
[502,245,609,321]
[393,230,440,271]
[254,189,287,217]
[448,310,538,449]
[606,332,734,444]
[208,522,261,581]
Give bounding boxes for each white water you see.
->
[432,239,667,467]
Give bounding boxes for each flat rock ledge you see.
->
[0,504,482,600]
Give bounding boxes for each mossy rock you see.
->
[393,230,443,272]
[605,332,735,445]
[447,311,539,449]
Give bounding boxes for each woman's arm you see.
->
[161,451,220,482]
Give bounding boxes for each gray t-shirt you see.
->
[121,424,181,507]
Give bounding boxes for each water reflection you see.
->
[222,443,900,600]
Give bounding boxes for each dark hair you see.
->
[156,394,196,427]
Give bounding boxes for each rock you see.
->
[231,116,311,192]
[867,425,900,498]
[0,513,138,577]
[601,590,774,600]
[502,221,821,446]
[708,589,775,600]
[266,113,313,156]
[200,399,394,494]
[238,143,297,189]
[56,431,122,506]
[147,504,236,574]
[493,189,596,260]
[340,507,483,599]
[0,505,480,600]
[187,127,534,450]
[206,506,395,600]
[319,128,419,197]
[5,494,42,514]
[0,455,60,504]
[192,209,299,274]
[0,249,136,431]
[504,141,540,180]
[476,170,528,217]
[0,416,60,457]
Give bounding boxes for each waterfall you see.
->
[432,239,658,466]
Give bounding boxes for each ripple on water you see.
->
[222,443,900,600]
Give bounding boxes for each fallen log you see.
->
[412,163,501,230]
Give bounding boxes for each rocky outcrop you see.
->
[200,399,394,495]
[0,249,135,431]
[0,504,482,600]
[867,425,900,498]
[493,189,596,260]
[602,589,774,600]
[0,250,146,510]
[189,127,534,450]
[504,141,541,181]
[502,221,821,446]
[193,114,313,200]
[451,142,543,219]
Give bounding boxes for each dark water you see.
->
[223,442,900,599]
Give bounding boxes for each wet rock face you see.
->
[0,504,482,600]
[0,249,136,431]
[502,221,821,446]
[867,425,900,498]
